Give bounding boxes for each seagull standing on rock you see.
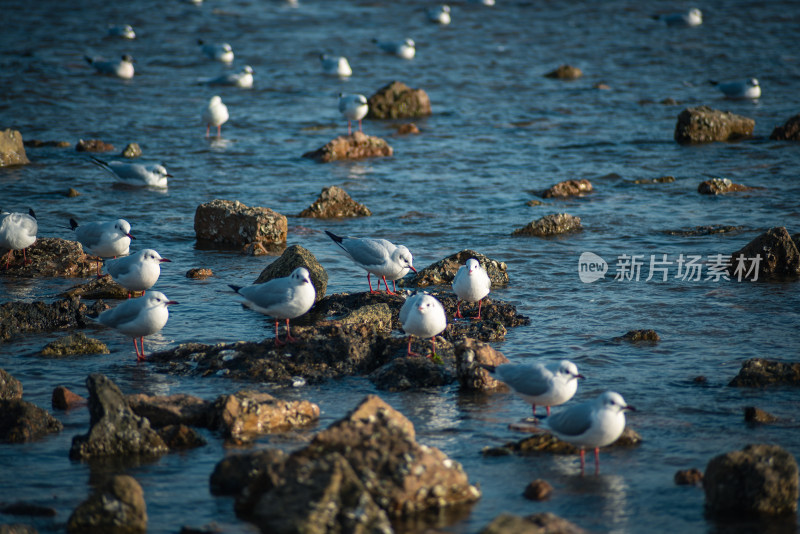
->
[70,217,134,276]
[203,95,229,137]
[0,209,37,269]
[105,249,171,298]
[325,230,417,294]
[97,291,177,361]
[452,258,491,320]
[399,293,447,358]
[338,93,368,135]
[90,156,171,188]
[85,54,135,79]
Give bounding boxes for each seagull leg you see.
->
[473,299,483,320]
[546,405,551,417]
[367,273,379,294]
[407,338,421,357]
[358,119,363,133]
[274,319,286,346]
[285,319,298,343]
[454,300,463,319]
[206,125,210,138]
[594,448,601,475]
[4,250,12,269]
[429,336,436,359]
[137,337,147,361]
[23,248,30,265]
[580,449,586,475]
[382,276,396,295]
[392,279,397,292]
[347,120,352,135]
[217,124,222,137]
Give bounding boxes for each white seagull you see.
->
[452,258,491,320]
[0,209,37,269]
[206,65,254,88]
[203,95,229,137]
[84,54,135,79]
[373,38,415,59]
[325,230,417,294]
[105,249,171,298]
[89,155,171,188]
[710,78,761,99]
[427,5,451,25]
[108,24,136,39]
[70,217,134,276]
[540,391,635,474]
[198,39,234,64]
[320,54,352,77]
[338,93,368,135]
[655,7,703,27]
[98,291,177,361]
[399,293,447,357]
[482,360,585,418]
[229,267,316,346]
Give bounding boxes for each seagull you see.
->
[482,360,585,418]
[320,54,352,77]
[198,39,234,64]
[325,230,417,294]
[203,95,229,137]
[206,65,254,88]
[105,249,171,298]
[427,5,451,25]
[540,391,635,474]
[108,24,136,39]
[89,155,171,188]
[452,258,491,320]
[373,38,415,59]
[399,293,447,357]
[0,209,37,269]
[229,267,316,346]
[709,78,761,99]
[70,217,134,276]
[84,54,135,79]
[654,7,702,27]
[338,93,368,135]
[97,291,177,361]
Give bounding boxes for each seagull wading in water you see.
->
[206,65,254,88]
[320,54,352,77]
[655,7,702,27]
[203,95,229,137]
[229,267,316,346]
[0,209,37,269]
[85,54,135,79]
[540,391,635,474]
[105,249,171,298]
[90,156,171,188]
[452,258,491,320]
[197,39,234,63]
[338,93,368,135]
[373,38,415,59]
[325,230,416,294]
[399,293,447,358]
[98,291,177,361]
[70,218,134,276]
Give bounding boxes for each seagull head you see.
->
[466,257,481,274]
[748,78,759,87]
[290,266,313,286]
[395,246,417,274]
[600,391,635,413]
[147,291,178,308]
[557,360,585,381]
[153,164,172,178]
[121,54,134,63]
[404,38,415,48]
[115,219,134,240]
[416,294,439,313]
[142,249,170,264]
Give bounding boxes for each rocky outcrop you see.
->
[210,449,287,496]
[302,132,393,162]
[395,123,420,135]
[665,225,744,236]
[544,65,583,80]
[40,333,109,357]
[540,179,593,198]
[704,444,799,517]
[744,407,777,423]
[61,276,134,300]
[0,369,23,400]
[479,512,586,534]
[0,237,97,277]
[769,113,800,141]
[401,249,509,288]
[121,143,141,158]
[194,199,287,250]
[298,185,372,218]
[339,303,392,331]
[126,393,211,428]
[370,354,455,391]
[75,139,115,152]
[483,427,642,457]
[366,80,432,119]
[0,129,30,166]
[523,480,553,501]
[727,227,800,280]
[253,244,328,302]
[728,358,800,387]
[512,213,583,237]
[615,329,660,343]
[0,297,102,343]
[674,106,754,144]
[454,339,511,391]
[186,268,213,279]
[698,178,752,195]
[157,424,206,450]
[0,400,63,443]
[675,468,703,485]
[0,525,40,534]
[67,475,147,534]
[52,386,86,410]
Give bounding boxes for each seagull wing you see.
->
[105,254,135,278]
[340,237,392,268]
[544,402,594,438]
[98,299,143,330]
[495,363,552,397]
[238,278,292,314]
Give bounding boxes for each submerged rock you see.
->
[0,369,23,400]
[479,512,586,534]
[0,237,97,278]
[0,399,63,443]
[665,225,744,236]
[302,132,393,162]
[401,249,509,288]
[24,139,71,148]
[540,179,593,198]
[483,427,642,457]
[126,393,211,428]
[186,268,213,279]
[454,339,510,392]
[40,333,109,357]
[729,358,800,387]
[544,65,583,80]
[297,185,372,218]
[366,80,432,119]
[727,227,800,280]
[769,113,800,141]
[0,128,30,166]
[369,353,455,391]
[744,406,778,423]
[698,178,752,195]
[395,123,420,135]
[512,213,582,237]
[674,106,754,144]
[194,199,287,250]
[675,468,704,486]
[615,329,660,343]
[121,142,141,158]
[253,244,328,302]
[52,386,86,410]
[0,297,100,343]
[523,479,553,501]
[210,448,287,496]
[157,424,206,450]
[75,138,115,152]
[67,475,147,534]
[62,276,136,300]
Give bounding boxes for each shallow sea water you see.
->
[1,0,799,532]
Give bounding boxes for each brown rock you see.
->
[1,237,97,278]
[210,449,287,496]
[540,179,593,198]
[338,303,392,331]
[302,132,393,162]
[297,185,372,218]
[369,354,456,391]
[545,64,583,80]
[67,475,147,534]
[0,297,99,343]
[727,227,800,280]
[512,213,583,237]
[0,525,40,534]
[484,427,642,456]
[396,123,420,135]
[121,143,141,158]
[674,106,754,144]
[730,358,800,387]
[744,406,778,423]
[769,113,800,141]
[665,225,744,236]
[526,199,544,206]
[0,368,23,400]
[157,424,206,450]
[40,333,109,357]
[0,399,63,443]
[24,139,71,148]
[126,393,211,428]
[52,386,86,410]
[65,187,81,197]
[253,244,328,302]
[366,80,432,119]
[0,129,30,166]
[75,138,115,152]
[186,268,213,279]
[615,329,660,343]
[455,339,511,391]
[194,199,287,249]
[523,479,553,501]
[479,512,586,534]
[402,249,509,288]
[698,178,752,195]
[61,275,132,300]
[675,468,704,485]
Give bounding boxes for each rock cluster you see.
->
[401,249,509,288]
[0,297,101,343]
[194,199,287,250]
[297,185,372,218]
[544,65,583,80]
[727,227,800,280]
[254,244,328,301]
[674,106,754,144]
[698,178,752,195]
[483,427,642,457]
[0,237,97,278]
[75,138,115,152]
[512,213,583,237]
[0,128,30,166]
[615,329,660,343]
[40,333,109,357]
[540,179,593,198]
[67,475,147,534]
[729,358,800,387]
[769,113,800,141]
[366,80,432,119]
[302,132,393,162]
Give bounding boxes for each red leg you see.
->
[473,299,483,320]
[580,449,586,474]
[546,405,551,417]
[392,279,397,292]
[23,248,30,265]
[594,448,600,474]
[96,261,102,278]
[382,276,396,295]
[429,337,436,359]
[285,319,297,343]
[358,119,362,132]
[206,125,210,137]
[274,319,286,346]
[4,250,12,269]
[407,338,421,357]
[347,121,352,135]
[217,124,222,137]
[454,300,463,319]
[531,404,537,417]
[367,273,379,294]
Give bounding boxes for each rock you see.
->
[52,386,86,410]
[0,369,23,400]
[75,138,115,152]
[0,297,101,343]
[401,249,509,288]
[210,449,287,496]
[121,142,141,158]
[523,479,553,501]
[23,139,71,148]
[253,244,328,302]
[727,227,800,280]
[157,424,206,450]
[126,393,211,428]
[703,444,799,516]
[67,475,147,534]
[540,179,593,198]
[479,512,586,534]
[186,268,213,279]
[0,502,56,517]
[744,406,778,423]
[594,83,611,90]
[674,106,754,144]
[665,225,744,236]
[615,329,660,343]
[302,132,393,162]
[454,339,510,391]
[675,468,703,485]
[0,237,97,278]
[483,427,642,457]
[526,199,544,206]
[0,129,30,166]
[61,276,136,300]
[512,213,582,237]
[40,333,109,357]
[369,354,455,391]
[544,64,583,80]
[65,187,81,197]
[0,399,63,443]
[194,199,287,250]
[366,80,432,119]
[729,358,800,387]
[339,303,393,331]
[634,175,676,184]
[69,373,168,459]
[0,525,39,534]
[698,178,752,195]
[297,185,372,218]
[395,123,420,135]
[769,113,800,141]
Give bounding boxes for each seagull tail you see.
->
[228,284,243,294]
[478,363,497,374]
[69,218,79,231]
[28,208,36,220]
[84,55,93,65]
[324,230,344,245]
[708,80,719,86]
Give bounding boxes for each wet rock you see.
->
[366,80,432,119]
[665,225,744,236]
[675,468,704,485]
[703,444,799,516]
[0,400,63,443]
[75,138,115,152]
[512,213,582,237]
[769,113,800,141]
[339,302,393,331]
[69,373,168,460]
[483,427,642,457]
[594,82,611,90]
[634,175,675,184]
[210,449,287,496]
[65,187,81,197]
[24,139,71,148]
[157,424,206,450]
[61,276,136,300]
[0,129,30,166]
[194,199,287,249]
[0,369,23,400]
[52,386,86,410]
[479,512,586,534]
[454,338,510,391]
[0,525,39,534]
[674,106,754,144]
[40,333,109,357]
[727,227,800,280]
[540,179,593,198]
[369,353,455,391]
[526,199,544,206]
[126,393,211,428]
[698,178,752,195]
[544,64,583,80]
[395,123,420,135]
[121,142,141,158]
[66,475,147,534]
[302,132,393,162]
[615,329,660,343]
[297,185,372,218]
[253,244,328,302]
[0,502,56,517]
[744,407,777,423]
[0,297,100,343]
[729,358,800,387]
[186,268,213,279]
[401,249,509,288]
[523,479,553,501]
[0,237,97,278]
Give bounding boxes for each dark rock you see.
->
[61,276,133,300]
[615,329,660,343]
[769,113,800,141]
[339,303,392,331]
[253,244,328,302]
[634,175,676,184]
[523,479,553,501]
[194,199,287,249]
[703,444,799,516]
[0,129,30,166]
[75,139,115,153]
[512,213,583,237]
[69,373,168,459]
[744,406,778,423]
[369,354,455,391]
[126,393,211,427]
[67,475,147,534]
[594,83,611,90]
[158,424,206,450]
[366,80,432,119]
[665,225,744,236]
[0,297,99,343]
[674,106,754,144]
[728,227,800,280]
[297,185,372,218]
[121,143,141,158]
[210,449,287,496]
[401,249,509,288]
[479,512,586,534]
[0,502,57,517]
[454,338,511,391]
[526,199,544,206]
[0,525,39,534]
[693,376,708,383]
[0,369,23,400]
[186,268,213,279]
[0,237,97,278]
[675,468,703,485]
[0,399,62,443]
[302,132,393,162]
[24,139,71,148]
[729,358,800,387]
[540,179,593,198]
[52,386,86,410]
[698,178,752,195]
[395,123,420,135]
[544,65,583,80]
[178,526,223,534]
[40,333,109,357]
[65,187,81,197]
[484,427,642,457]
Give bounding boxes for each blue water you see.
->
[2,0,800,532]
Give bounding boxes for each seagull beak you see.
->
[624,404,636,412]
[409,265,417,273]
[128,234,136,240]
[166,173,174,177]
[159,258,171,263]
[166,300,179,305]
[575,373,586,380]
